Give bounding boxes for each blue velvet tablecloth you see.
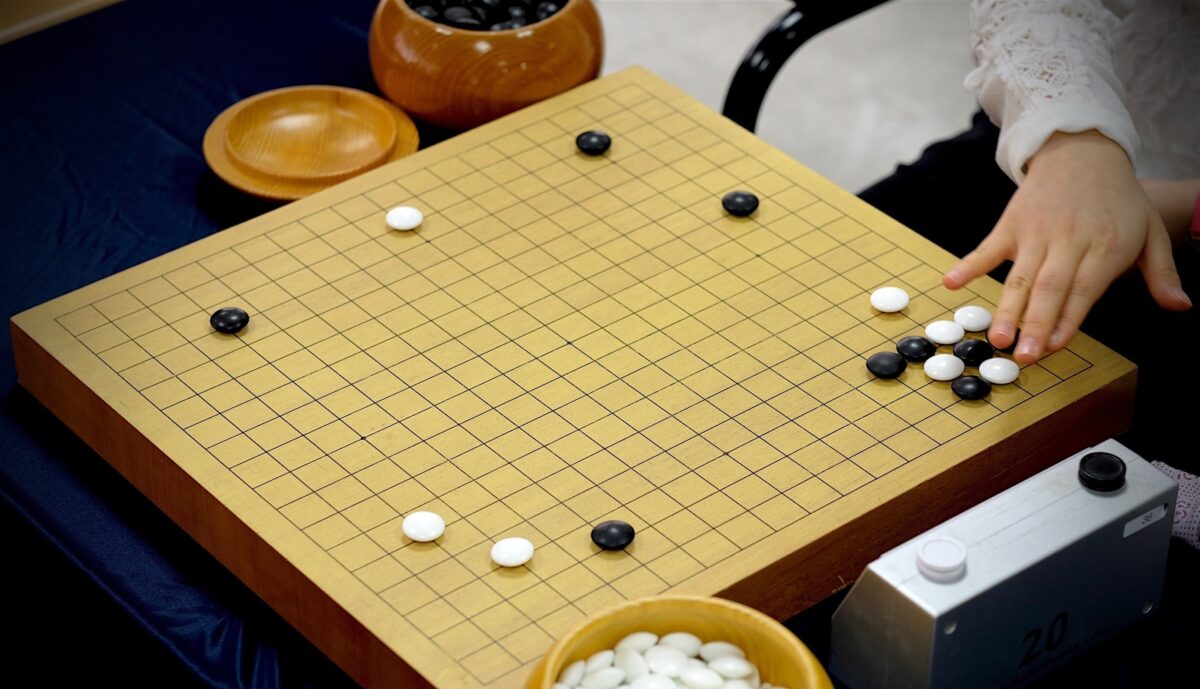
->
[1,2,1196,687]
[0,1,376,685]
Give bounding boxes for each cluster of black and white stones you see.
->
[865,287,1019,400]
[405,0,563,30]
[557,631,789,689]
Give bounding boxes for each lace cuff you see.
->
[993,90,1140,182]
[967,0,1141,183]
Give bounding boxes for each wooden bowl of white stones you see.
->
[524,595,833,689]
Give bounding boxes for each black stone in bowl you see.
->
[407,0,564,31]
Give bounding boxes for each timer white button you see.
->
[916,536,967,583]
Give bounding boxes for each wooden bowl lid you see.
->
[204,85,418,200]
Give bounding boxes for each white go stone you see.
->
[659,632,702,657]
[401,511,445,542]
[644,645,689,677]
[686,659,707,670]
[630,675,678,689]
[870,286,910,313]
[490,537,534,567]
[581,667,626,689]
[954,305,992,332]
[925,320,965,345]
[586,650,615,673]
[979,357,1020,385]
[924,354,966,382]
[698,641,745,663]
[554,683,570,689]
[385,205,423,231]
[615,632,659,653]
[724,681,756,689]
[615,649,649,681]
[709,656,756,680]
[678,666,723,689]
[559,659,587,687]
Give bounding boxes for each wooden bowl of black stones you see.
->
[369,0,604,129]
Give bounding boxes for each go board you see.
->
[11,67,1135,688]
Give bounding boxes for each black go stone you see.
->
[951,375,991,401]
[953,339,996,367]
[591,520,635,551]
[210,307,249,334]
[896,336,937,363]
[442,6,480,27]
[722,190,759,217]
[406,0,564,30]
[866,351,907,379]
[576,130,611,156]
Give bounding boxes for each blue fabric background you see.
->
[0,1,379,685]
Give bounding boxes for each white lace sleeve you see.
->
[965,0,1141,183]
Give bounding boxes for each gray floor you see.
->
[598,0,979,191]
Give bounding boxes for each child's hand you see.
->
[942,130,1191,364]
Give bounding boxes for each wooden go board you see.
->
[12,67,1134,688]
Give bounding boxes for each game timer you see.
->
[831,439,1177,689]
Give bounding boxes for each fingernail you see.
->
[1173,287,1192,307]
[1017,337,1039,358]
[944,269,960,284]
[1050,328,1064,348]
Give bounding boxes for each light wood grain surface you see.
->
[11,67,1135,689]
[203,86,420,201]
